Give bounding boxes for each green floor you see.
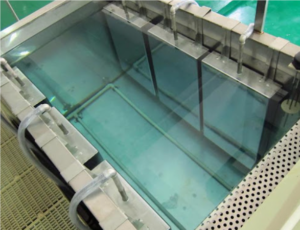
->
[0,1,51,30]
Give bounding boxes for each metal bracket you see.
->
[254,0,269,33]
[93,161,170,230]
[265,37,289,81]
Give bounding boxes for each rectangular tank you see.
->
[1,2,299,230]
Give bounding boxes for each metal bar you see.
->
[237,41,245,74]
[254,0,269,33]
[112,85,232,190]
[237,23,254,74]
[4,0,19,21]
[72,83,232,190]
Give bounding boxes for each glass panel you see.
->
[202,52,300,167]
[71,85,231,229]
[12,11,122,114]
[202,57,266,167]
[4,2,300,230]
[105,11,156,95]
[149,38,201,130]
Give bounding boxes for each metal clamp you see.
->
[69,169,128,230]
[1,58,24,86]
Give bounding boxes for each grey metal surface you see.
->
[104,4,149,29]
[12,67,46,106]
[41,107,98,165]
[93,161,170,230]
[202,52,282,99]
[148,25,208,59]
[266,37,290,80]
[1,0,299,89]
[254,0,269,33]
[197,119,300,230]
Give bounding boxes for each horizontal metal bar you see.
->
[72,83,233,190]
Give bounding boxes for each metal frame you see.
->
[1,1,300,230]
[1,0,299,82]
[254,0,269,33]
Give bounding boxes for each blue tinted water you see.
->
[8,8,299,230]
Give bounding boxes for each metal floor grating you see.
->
[1,138,32,189]
[1,124,15,144]
[1,124,75,230]
[198,121,300,230]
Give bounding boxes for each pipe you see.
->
[170,0,198,41]
[69,169,128,230]
[1,112,65,176]
[237,23,254,74]
[17,104,65,187]
[1,58,25,86]
[4,0,19,21]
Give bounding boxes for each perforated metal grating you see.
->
[1,124,75,230]
[198,121,300,230]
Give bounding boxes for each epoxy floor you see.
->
[0,1,51,29]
